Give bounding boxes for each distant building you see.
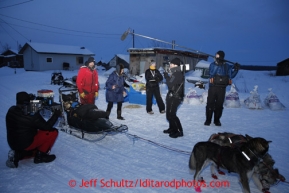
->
[0,49,23,68]
[194,60,210,79]
[276,58,289,76]
[19,42,95,71]
[127,48,208,75]
[107,54,129,69]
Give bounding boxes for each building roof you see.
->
[1,49,20,55]
[116,54,129,63]
[195,60,210,68]
[127,47,208,59]
[19,42,95,55]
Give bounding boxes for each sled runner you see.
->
[57,84,128,142]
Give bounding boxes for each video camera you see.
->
[22,97,43,116]
[22,92,61,116]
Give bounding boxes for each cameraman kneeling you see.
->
[6,91,62,168]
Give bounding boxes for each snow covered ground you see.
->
[0,66,288,193]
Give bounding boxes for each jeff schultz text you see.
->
[70,178,230,189]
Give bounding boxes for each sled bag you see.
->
[74,104,107,120]
[213,75,229,86]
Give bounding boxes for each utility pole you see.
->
[172,40,175,49]
[133,29,135,48]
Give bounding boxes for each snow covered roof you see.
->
[3,55,16,58]
[116,54,129,63]
[19,42,95,55]
[127,47,208,59]
[195,60,210,68]
[7,49,19,54]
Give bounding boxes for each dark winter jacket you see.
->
[164,66,184,99]
[76,66,99,94]
[105,70,125,103]
[6,105,59,150]
[145,68,163,88]
[209,61,239,87]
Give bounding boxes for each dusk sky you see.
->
[0,0,288,66]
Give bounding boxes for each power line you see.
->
[0,0,33,9]
[0,18,29,41]
[0,13,120,36]
[0,19,119,39]
[0,24,17,42]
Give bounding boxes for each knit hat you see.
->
[170,58,183,66]
[216,50,225,59]
[16,91,30,104]
[87,57,95,64]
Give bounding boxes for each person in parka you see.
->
[163,58,185,138]
[6,92,61,168]
[76,57,99,105]
[105,63,126,120]
[145,60,165,114]
[204,50,240,126]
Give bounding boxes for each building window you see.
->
[46,58,53,63]
[77,57,84,64]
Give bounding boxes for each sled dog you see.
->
[208,132,285,192]
[189,137,271,193]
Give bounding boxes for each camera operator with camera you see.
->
[6,91,62,168]
[204,50,240,127]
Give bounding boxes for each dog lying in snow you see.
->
[208,132,285,193]
[189,135,271,193]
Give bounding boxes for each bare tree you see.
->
[1,43,11,53]
[18,44,22,52]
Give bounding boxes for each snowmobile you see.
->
[51,72,64,85]
[56,83,128,142]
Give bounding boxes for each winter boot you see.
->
[204,107,213,126]
[6,150,19,168]
[117,110,125,120]
[169,119,184,138]
[106,111,111,119]
[163,128,173,134]
[169,129,184,138]
[34,151,56,164]
[213,109,223,126]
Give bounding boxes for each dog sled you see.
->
[57,84,128,142]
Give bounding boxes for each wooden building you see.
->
[127,48,208,75]
[0,49,23,68]
[276,58,289,76]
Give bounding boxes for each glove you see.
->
[155,77,160,82]
[80,92,85,98]
[54,109,62,117]
[209,78,214,84]
[163,72,169,79]
[234,63,240,70]
[95,92,98,97]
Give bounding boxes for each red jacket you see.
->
[76,66,99,94]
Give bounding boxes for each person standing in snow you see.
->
[204,50,240,126]
[163,58,184,138]
[105,63,126,120]
[6,92,61,168]
[145,60,165,115]
[76,57,99,105]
